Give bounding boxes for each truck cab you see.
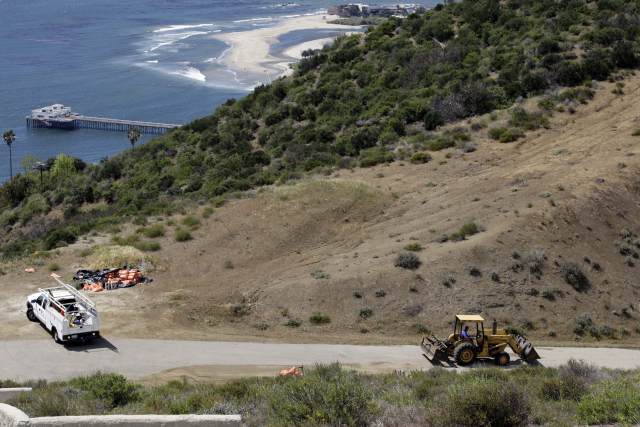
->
[26,277,100,343]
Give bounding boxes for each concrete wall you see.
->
[0,397,240,427]
[0,403,30,426]
[28,414,241,426]
[0,389,32,404]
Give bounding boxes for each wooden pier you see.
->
[26,105,180,135]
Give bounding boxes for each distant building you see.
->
[328,3,426,18]
[31,104,73,120]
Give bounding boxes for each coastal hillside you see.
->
[2,72,640,344]
[1,0,640,343]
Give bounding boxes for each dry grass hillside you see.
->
[2,76,640,346]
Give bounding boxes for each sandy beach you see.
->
[212,14,361,84]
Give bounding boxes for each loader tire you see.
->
[454,342,476,366]
[495,352,510,366]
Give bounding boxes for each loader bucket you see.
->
[515,335,540,363]
[421,335,449,365]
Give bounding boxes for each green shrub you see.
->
[577,378,640,425]
[429,377,530,427]
[410,152,432,164]
[394,252,422,270]
[47,262,60,272]
[311,270,330,279]
[44,228,78,250]
[359,307,373,319]
[175,228,193,242]
[269,364,377,426]
[181,216,201,229]
[561,262,590,292]
[404,242,423,252]
[70,373,140,409]
[359,146,394,167]
[488,127,508,140]
[285,319,302,328]
[449,222,480,241]
[508,108,549,131]
[202,206,214,218]
[140,224,165,238]
[488,127,524,143]
[309,312,331,325]
[19,194,50,224]
[134,241,161,252]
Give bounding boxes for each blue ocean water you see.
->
[0,0,433,182]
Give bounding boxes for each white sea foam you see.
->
[145,60,159,64]
[170,66,207,82]
[233,17,273,23]
[153,23,216,33]
[148,31,209,52]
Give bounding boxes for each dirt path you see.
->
[0,338,638,383]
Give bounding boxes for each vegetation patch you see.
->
[561,262,590,292]
[309,312,331,325]
[394,252,421,270]
[86,245,151,270]
[174,228,193,242]
[449,222,480,241]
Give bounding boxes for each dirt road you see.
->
[0,338,638,382]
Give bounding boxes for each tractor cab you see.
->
[451,314,485,345]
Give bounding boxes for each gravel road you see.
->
[1,338,638,382]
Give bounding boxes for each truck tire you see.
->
[51,328,62,344]
[495,352,510,366]
[454,342,476,366]
[26,306,37,322]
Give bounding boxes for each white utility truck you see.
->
[26,275,100,343]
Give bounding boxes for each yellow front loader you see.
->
[421,314,540,366]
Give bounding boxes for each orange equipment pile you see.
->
[74,267,150,293]
[278,366,304,377]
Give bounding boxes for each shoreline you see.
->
[211,13,362,85]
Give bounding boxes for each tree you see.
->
[51,153,76,178]
[127,127,141,148]
[3,129,16,179]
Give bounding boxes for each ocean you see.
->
[0,0,433,183]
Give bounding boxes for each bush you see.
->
[404,242,423,252]
[561,262,590,292]
[359,146,394,167]
[47,262,60,272]
[134,241,161,252]
[508,108,549,131]
[44,228,78,250]
[577,378,640,425]
[140,224,165,238]
[70,373,140,409]
[181,216,200,229]
[394,252,421,270]
[285,319,302,328]
[429,378,530,427]
[269,364,377,426]
[87,245,150,270]
[175,228,193,242]
[410,152,432,164]
[359,307,373,319]
[309,312,331,325]
[449,222,480,241]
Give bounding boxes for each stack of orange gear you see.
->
[118,269,142,287]
[83,282,104,292]
[278,366,304,377]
